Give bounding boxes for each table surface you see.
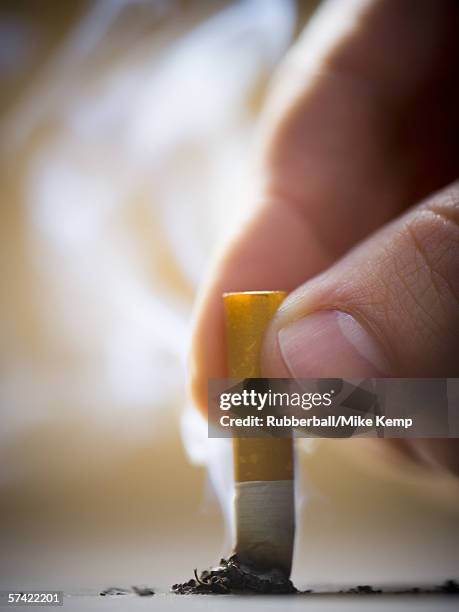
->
[3,591,459,612]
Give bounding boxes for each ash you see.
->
[171,555,297,595]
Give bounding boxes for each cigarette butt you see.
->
[224,291,295,576]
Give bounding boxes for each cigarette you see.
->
[224,291,295,576]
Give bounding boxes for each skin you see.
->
[189,0,459,475]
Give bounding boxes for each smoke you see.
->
[0,0,296,451]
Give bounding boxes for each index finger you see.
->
[189,0,459,412]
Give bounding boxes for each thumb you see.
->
[262,181,459,381]
[261,181,459,475]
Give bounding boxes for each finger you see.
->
[259,0,459,254]
[189,199,334,410]
[261,181,459,473]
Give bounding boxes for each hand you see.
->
[190,0,459,475]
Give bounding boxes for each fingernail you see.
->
[278,311,388,378]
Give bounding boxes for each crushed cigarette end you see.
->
[171,555,297,595]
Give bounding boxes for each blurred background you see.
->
[0,0,458,594]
